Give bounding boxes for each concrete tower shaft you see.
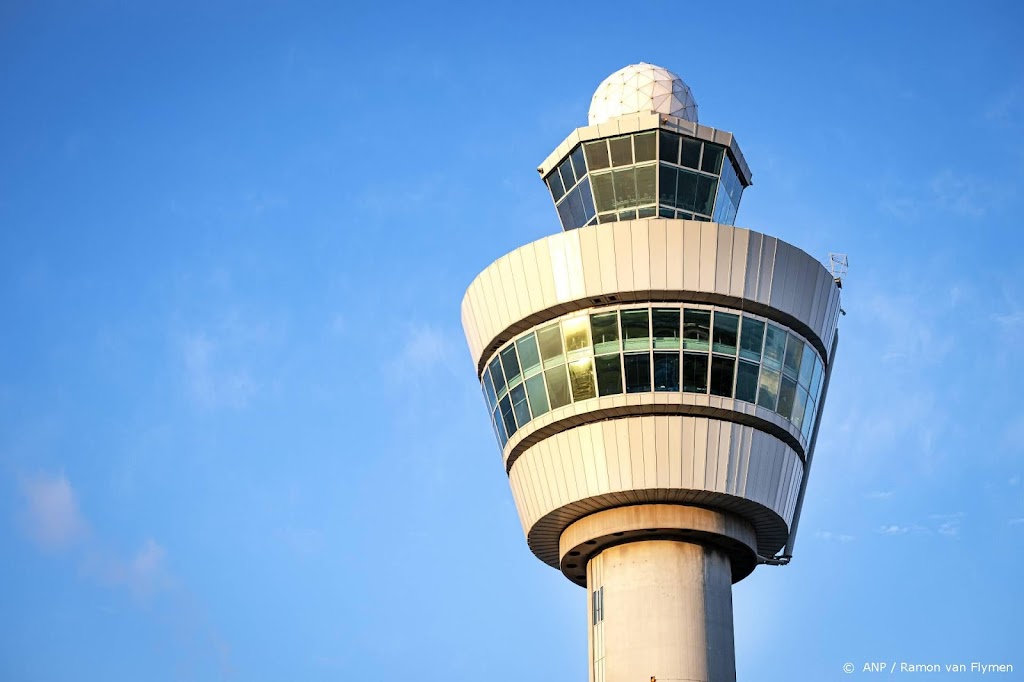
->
[460,64,840,682]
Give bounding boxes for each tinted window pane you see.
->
[556,195,574,229]
[710,356,735,397]
[792,385,808,431]
[659,206,675,218]
[579,177,596,223]
[500,345,521,384]
[763,325,787,371]
[544,366,571,409]
[621,309,650,351]
[559,160,575,192]
[525,374,550,417]
[659,131,680,164]
[676,169,698,211]
[680,139,701,168]
[492,405,507,448]
[757,367,780,410]
[798,343,815,388]
[499,394,517,438]
[783,333,803,379]
[712,312,739,355]
[612,167,637,207]
[562,316,591,353]
[739,318,765,362]
[682,353,709,393]
[802,397,816,440]
[570,146,587,183]
[547,172,565,202]
[659,164,678,206]
[618,208,637,220]
[488,356,506,395]
[811,356,824,400]
[701,144,724,174]
[592,172,615,213]
[483,372,497,410]
[638,206,656,218]
[584,140,610,171]
[683,309,711,351]
[511,383,531,427]
[595,354,623,396]
[636,165,656,205]
[624,353,651,393]
[591,312,620,355]
[634,132,656,162]
[652,308,680,349]
[537,324,564,368]
[777,376,798,419]
[654,352,680,392]
[568,357,597,401]
[735,360,759,402]
[695,175,717,216]
[609,136,633,167]
[567,187,586,229]
[516,334,541,374]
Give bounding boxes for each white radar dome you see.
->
[588,63,698,126]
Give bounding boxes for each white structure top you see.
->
[588,62,698,126]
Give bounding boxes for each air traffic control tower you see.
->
[461,63,841,682]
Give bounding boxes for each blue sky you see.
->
[1,1,1022,679]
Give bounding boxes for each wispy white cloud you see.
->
[879,524,910,536]
[18,471,89,551]
[182,331,258,409]
[865,490,895,500]
[879,169,1007,222]
[82,538,171,598]
[815,530,855,543]
[387,323,458,381]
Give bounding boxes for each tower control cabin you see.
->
[460,63,841,682]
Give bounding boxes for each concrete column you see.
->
[588,540,736,682]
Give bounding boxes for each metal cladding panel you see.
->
[462,220,841,372]
[509,416,804,563]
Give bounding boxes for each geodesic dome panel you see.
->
[588,63,698,126]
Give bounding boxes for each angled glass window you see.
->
[568,357,597,401]
[676,169,698,212]
[566,186,587,229]
[739,318,764,362]
[579,177,596,224]
[492,404,507,448]
[680,139,701,169]
[591,312,620,355]
[516,333,542,376]
[802,396,816,440]
[757,367,780,410]
[621,309,650,351]
[525,373,550,418]
[701,143,724,174]
[783,333,803,380]
[618,208,637,220]
[652,308,680,349]
[556,197,574,230]
[547,172,565,203]
[811,356,824,401]
[609,136,633,167]
[710,356,735,397]
[511,383,531,427]
[638,206,656,218]
[595,354,623,396]
[537,324,564,369]
[735,360,759,402]
[792,385,808,432]
[559,160,575,193]
[659,164,677,207]
[483,371,497,410]
[798,343,815,388]
[659,131,680,164]
[659,206,675,218]
[499,394,517,439]
[762,325,787,371]
[488,356,507,397]
[612,167,637,207]
[636,165,656,205]
[654,352,680,392]
[592,172,615,213]
[545,366,571,409]
[695,175,717,216]
[777,375,798,419]
[682,353,709,393]
[683,309,711,351]
[712,312,739,355]
[570,145,587,184]
[562,316,591,354]
[584,140,610,171]
[634,132,656,162]
[500,345,522,386]
[624,353,651,393]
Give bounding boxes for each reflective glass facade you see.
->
[545,130,747,231]
[481,306,825,451]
